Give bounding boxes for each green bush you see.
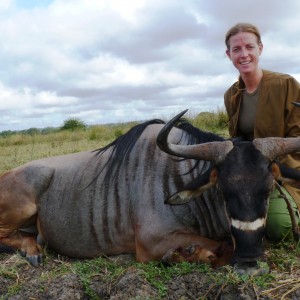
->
[25,128,41,136]
[60,118,86,131]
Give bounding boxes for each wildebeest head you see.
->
[216,142,271,265]
[157,110,300,273]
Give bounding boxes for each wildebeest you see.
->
[0,110,300,275]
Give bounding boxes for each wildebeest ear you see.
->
[271,162,300,189]
[165,169,218,205]
[271,163,281,180]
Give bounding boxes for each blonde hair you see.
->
[225,23,262,50]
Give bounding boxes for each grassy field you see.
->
[0,111,228,173]
[0,122,138,173]
[0,111,300,299]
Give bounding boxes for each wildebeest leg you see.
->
[0,222,43,266]
[0,225,39,254]
[161,240,233,268]
[135,231,233,267]
[0,242,14,253]
[1,231,42,266]
[0,170,43,266]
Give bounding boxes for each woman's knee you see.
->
[265,191,299,241]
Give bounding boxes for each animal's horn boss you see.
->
[253,137,300,161]
[156,110,233,163]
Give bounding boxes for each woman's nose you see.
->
[240,48,248,57]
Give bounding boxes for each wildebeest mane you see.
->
[177,121,225,143]
[91,117,226,188]
[90,119,165,186]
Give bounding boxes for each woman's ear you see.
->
[259,43,263,55]
[226,49,231,60]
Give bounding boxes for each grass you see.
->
[0,122,140,173]
[190,109,229,137]
[0,254,30,298]
[138,261,212,297]
[0,240,299,299]
[73,256,132,299]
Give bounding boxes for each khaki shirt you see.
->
[224,70,300,208]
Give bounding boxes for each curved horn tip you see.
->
[169,109,189,122]
[157,109,188,149]
[291,101,300,108]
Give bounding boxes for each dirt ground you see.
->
[1,250,300,300]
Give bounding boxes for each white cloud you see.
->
[0,0,299,131]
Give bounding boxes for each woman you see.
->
[224,23,300,241]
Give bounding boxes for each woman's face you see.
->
[226,32,263,76]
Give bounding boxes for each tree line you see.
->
[0,118,86,137]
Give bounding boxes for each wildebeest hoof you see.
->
[233,261,269,276]
[19,250,43,267]
[161,247,180,266]
[26,254,43,267]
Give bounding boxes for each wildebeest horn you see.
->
[291,101,300,108]
[157,110,233,163]
[253,137,300,161]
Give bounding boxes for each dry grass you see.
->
[258,241,300,299]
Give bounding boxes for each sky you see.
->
[0,0,300,131]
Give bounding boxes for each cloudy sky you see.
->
[0,0,300,131]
